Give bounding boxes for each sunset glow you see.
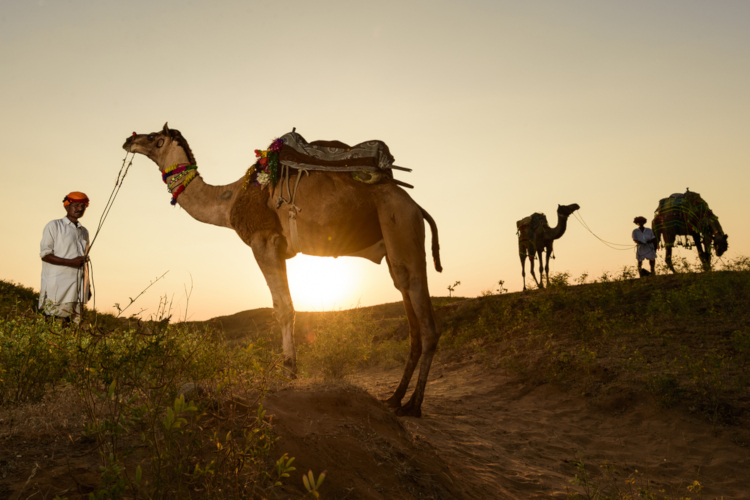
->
[1,1,749,319]
[286,255,359,312]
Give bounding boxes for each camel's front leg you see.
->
[520,253,528,291]
[694,233,711,271]
[250,231,297,377]
[544,245,552,288]
[536,250,545,289]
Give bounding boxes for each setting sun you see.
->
[285,254,359,311]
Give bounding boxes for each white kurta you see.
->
[39,217,90,310]
[632,227,657,261]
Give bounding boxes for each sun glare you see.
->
[286,255,358,311]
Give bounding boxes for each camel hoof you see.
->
[382,396,402,409]
[395,401,422,418]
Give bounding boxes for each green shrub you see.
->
[299,307,407,379]
[0,316,70,404]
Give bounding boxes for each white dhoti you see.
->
[632,227,657,262]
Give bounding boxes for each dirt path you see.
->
[351,359,750,499]
[2,357,748,499]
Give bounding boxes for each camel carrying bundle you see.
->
[652,191,718,248]
[516,213,549,257]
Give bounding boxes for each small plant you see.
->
[447,281,461,298]
[302,469,327,498]
[549,271,571,288]
[575,272,589,286]
[480,280,508,297]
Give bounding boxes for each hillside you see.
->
[1,265,749,498]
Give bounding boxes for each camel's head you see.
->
[714,233,729,257]
[557,203,580,218]
[122,123,195,169]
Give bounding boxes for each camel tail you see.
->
[419,205,442,273]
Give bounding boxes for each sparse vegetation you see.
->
[567,455,707,500]
[437,256,750,429]
[0,280,325,499]
[298,306,408,379]
[3,255,747,497]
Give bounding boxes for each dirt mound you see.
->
[264,382,464,499]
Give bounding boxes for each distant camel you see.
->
[652,190,728,272]
[517,204,580,290]
[124,124,442,417]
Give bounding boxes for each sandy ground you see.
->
[349,359,750,499]
[1,355,749,499]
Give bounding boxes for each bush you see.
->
[0,316,70,404]
[299,307,407,379]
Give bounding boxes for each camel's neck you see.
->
[546,213,570,241]
[709,218,724,237]
[153,149,240,229]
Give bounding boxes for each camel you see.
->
[652,190,728,272]
[517,204,580,290]
[123,124,442,417]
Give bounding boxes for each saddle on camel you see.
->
[245,129,412,190]
[124,124,442,417]
[652,189,728,272]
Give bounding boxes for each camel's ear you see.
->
[162,122,170,135]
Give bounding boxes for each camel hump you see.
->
[517,213,548,237]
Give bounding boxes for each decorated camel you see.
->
[123,124,442,417]
[652,189,728,272]
[517,203,580,290]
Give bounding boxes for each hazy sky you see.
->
[2,0,749,320]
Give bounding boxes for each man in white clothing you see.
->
[39,192,91,323]
[632,216,657,277]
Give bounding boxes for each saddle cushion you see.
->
[278,131,395,173]
[653,191,717,239]
[517,213,549,257]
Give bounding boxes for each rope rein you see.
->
[79,147,136,319]
[572,211,637,252]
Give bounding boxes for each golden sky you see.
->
[2,0,749,320]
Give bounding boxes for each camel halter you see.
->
[163,163,199,205]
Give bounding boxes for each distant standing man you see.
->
[632,216,657,276]
[39,192,91,322]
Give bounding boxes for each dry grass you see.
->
[0,384,85,439]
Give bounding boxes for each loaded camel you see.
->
[123,124,442,417]
[652,190,728,272]
[517,203,580,290]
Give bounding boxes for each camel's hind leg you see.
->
[383,258,422,409]
[249,230,297,377]
[663,233,676,273]
[376,191,439,418]
[520,253,528,291]
[528,256,541,289]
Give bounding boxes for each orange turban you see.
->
[63,192,90,207]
